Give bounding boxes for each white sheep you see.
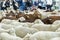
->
[1,19,31,28]
[0,23,16,36]
[1,19,27,26]
[24,22,34,28]
[15,26,39,38]
[0,26,9,33]
[0,32,23,40]
[1,19,34,28]
[34,19,44,24]
[50,37,60,40]
[31,24,51,31]
[18,22,34,28]
[9,22,29,28]
[50,24,60,31]
[0,23,9,33]
[23,31,60,40]
[6,28,16,36]
[31,24,60,31]
[11,22,33,28]
[1,19,13,24]
[1,24,13,30]
[10,21,21,26]
[1,19,20,26]
[53,20,60,25]
[56,28,60,32]
[0,23,37,38]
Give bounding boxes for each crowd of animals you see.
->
[0,10,41,22]
[0,9,60,40]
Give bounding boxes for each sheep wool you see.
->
[0,23,9,33]
[56,28,60,32]
[15,26,39,38]
[34,19,44,24]
[1,19,12,24]
[29,31,60,40]
[0,32,23,40]
[53,20,60,25]
[50,37,60,40]
[31,24,51,31]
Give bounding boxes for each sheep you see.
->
[1,24,13,29]
[49,24,60,31]
[11,22,33,28]
[31,24,60,31]
[23,31,60,40]
[0,26,9,33]
[34,19,44,24]
[1,19,13,24]
[53,20,60,25]
[14,26,39,38]
[1,19,26,27]
[17,22,34,28]
[11,22,34,28]
[50,37,60,40]
[31,24,51,31]
[0,22,37,38]
[56,28,60,32]
[0,23,10,33]
[1,19,20,26]
[1,19,32,28]
[0,23,17,30]
[0,32,23,40]
[10,21,22,26]
[8,28,16,36]
[24,22,34,28]
[0,23,16,36]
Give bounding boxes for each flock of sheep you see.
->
[0,18,60,40]
[0,9,60,40]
